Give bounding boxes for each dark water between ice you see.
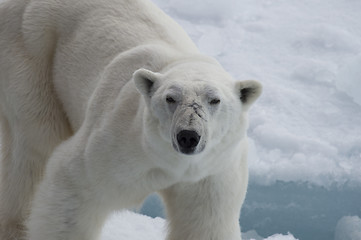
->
[140,181,361,240]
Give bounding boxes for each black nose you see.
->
[177,130,200,154]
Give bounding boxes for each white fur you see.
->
[0,0,262,239]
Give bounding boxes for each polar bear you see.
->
[0,0,262,239]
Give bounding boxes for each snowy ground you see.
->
[101,211,299,240]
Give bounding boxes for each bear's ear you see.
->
[236,80,262,110]
[133,68,161,99]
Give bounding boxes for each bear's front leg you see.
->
[26,141,110,240]
[161,164,248,240]
[27,172,107,240]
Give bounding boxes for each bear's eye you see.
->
[166,96,176,103]
[209,99,220,105]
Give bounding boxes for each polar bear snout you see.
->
[176,130,200,154]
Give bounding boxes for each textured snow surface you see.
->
[334,216,361,240]
[101,211,166,240]
[101,211,298,240]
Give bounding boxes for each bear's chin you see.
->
[172,141,205,155]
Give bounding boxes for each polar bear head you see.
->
[133,60,261,156]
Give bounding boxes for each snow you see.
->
[101,211,166,240]
[336,54,361,106]
[334,216,361,240]
[242,230,298,240]
[101,211,297,240]
[263,234,298,240]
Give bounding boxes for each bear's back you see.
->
[22,0,198,61]
[20,0,199,129]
